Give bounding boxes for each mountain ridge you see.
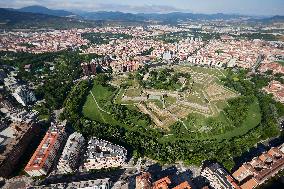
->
[16,5,251,22]
[0,8,99,29]
[18,5,75,17]
[0,6,283,29]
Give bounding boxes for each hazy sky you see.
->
[0,0,283,15]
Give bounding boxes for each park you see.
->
[82,64,261,143]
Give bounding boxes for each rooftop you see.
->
[24,122,65,171]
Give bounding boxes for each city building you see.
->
[0,122,39,178]
[81,61,97,76]
[232,143,284,189]
[32,178,111,189]
[81,57,112,76]
[2,108,38,124]
[1,176,33,189]
[24,121,67,177]
[259,62,284,74]
[12,85,36,106]
[0,69,7,84]
[3,71,37,107]
[152,177,171,189]
[263,80,284,103]
[136,172,152,189]
[172,181,192,189]
[57,132,85,174]
[201,163,240,189]
[135,172,193,189]
[83,137,127,171]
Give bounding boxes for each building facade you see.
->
[12,85,36,106]
[57,132,85,174]
[201,163,240,189]
[0,122,39,178]
[83,137,127,171]
[24,121,66,177]
[232,143,284,189]
[32,178,111,189]
[136,172,152,189]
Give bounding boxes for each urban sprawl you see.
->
[1,21,284,189]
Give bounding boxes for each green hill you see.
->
[0,8,99,29]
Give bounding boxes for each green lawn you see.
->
[215,98,261,140]
[186,93,207,105]
[125,88,142,97]
[82,82,120,126]
[164,96,176,107]
[189,66,227,79]
[214,100,228,110]
[154,100,164,109]
[82,82,150,129]
[162,98,261,142]
[114,88,125,104]
[84,66,260,144]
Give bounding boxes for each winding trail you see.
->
[90,91,111,115]
[113,88,122,104]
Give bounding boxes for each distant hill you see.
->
[0,6,282,29]
[138,12,245,22]
[248,15,284,24]
[18,5,75,17]
[261,15,284,23]
[79,11,145,22]
[0,8,99,29]
[77,11,247,23]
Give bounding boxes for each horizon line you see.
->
[1,5,283,17]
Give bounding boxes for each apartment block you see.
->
[57,132,85,174]
[24,121,66,177]
[135,172,193,189]
[12,85,36,106]
[232,143,284,189]
[32,178,111,189]
[0,122,39,178]
[152,177,171,189]
[83,137,127,171]
[136,172,152,189]
[201,163,240,189]
[81,62,97,76]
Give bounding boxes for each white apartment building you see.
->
[12,85,36,106]
[201,163,240,189]
[83,138,127,171]
[57,132,85,174]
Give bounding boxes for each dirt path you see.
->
[90,91,111,115]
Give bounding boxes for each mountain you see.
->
[79,11,145,22]
[76,11,248,23]
[138,12,244,21]
[0,8,99,29]
[248,15,284,24]
[18,5,75,17]
[261,15,284,23]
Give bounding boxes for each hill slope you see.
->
[18,5,75,17]
[261,15,284,23]
[80,11,145,22]
[0,8,98,29]
[78,11,247,23]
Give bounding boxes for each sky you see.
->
[0,0,283,15]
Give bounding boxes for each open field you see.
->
[82,81,120,126]
[82,81,150,129]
